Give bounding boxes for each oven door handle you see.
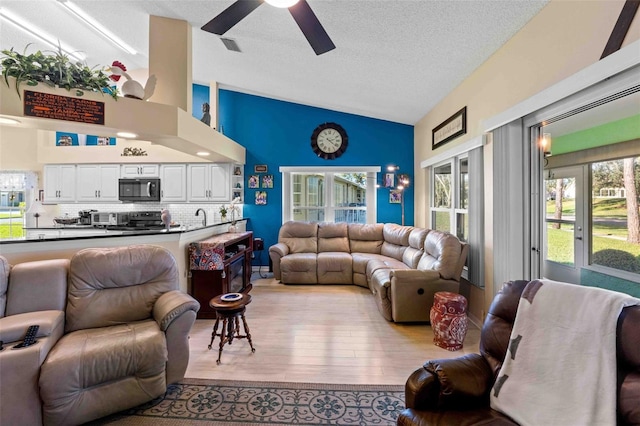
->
[147,182,151,197]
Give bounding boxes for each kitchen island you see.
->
[0,219,248,293]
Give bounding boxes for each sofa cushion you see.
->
[381,223,412,261]
[6,259,69,316]
[280,253,318,283]
[66,245,178,333]
[279,221,319,253]
[366,258,409,281]
[318,222,350,253]
[318,252,353,284]
[348,223,383,253]
[418,230,463,280]
[403,228,429,268]
[40,320,167,425]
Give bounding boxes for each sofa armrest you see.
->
[269,243,290,280]
[153,290,200,332]
[0,310,64,343]
[406,354,493,410]
[5,259,69,316]
[390,268,441,283]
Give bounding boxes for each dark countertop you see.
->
[1,219,247,244]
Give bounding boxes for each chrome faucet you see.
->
[195,208,207,227]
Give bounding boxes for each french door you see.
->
[542,166,587,283]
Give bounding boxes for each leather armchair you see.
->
[0,257,69,426]
[397,280,640,425]
[38,245,200,426]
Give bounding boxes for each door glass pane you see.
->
[545,176,575,266]
[590,157,640,273]
[433,164,452,208]
[334,173,366,207]
[293,208,325,221]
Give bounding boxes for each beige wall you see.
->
[414,0,640,316]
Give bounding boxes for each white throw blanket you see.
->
[490,279,640,426]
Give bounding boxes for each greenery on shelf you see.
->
[0,44,118,99]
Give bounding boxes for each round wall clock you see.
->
[310,122,348,160]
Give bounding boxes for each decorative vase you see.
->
[430,291,468,351]
[228,224,237,233]
[221,215,227,222]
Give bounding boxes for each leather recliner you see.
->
[397,279,640,425]
[38,245,200,425]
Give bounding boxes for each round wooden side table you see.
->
[208,293,255,364]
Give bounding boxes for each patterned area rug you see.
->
[92,379,405,425]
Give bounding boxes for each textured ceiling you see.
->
[0,0,549,125]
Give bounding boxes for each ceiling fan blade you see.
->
[289,0,335,55]
[201,0,262,35]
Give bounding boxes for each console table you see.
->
[189,231,253,319]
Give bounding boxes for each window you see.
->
[427,147,483,287]
[590,156,640,275]
[281,167,379,223]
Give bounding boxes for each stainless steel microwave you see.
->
[118,178,161,202]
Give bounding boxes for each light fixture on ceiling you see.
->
[264,0,300,8]
[116,131,137,139]
[0,8,85,61]
[196,152,210,156]
[56,0,137,55]
[0,117,21,125]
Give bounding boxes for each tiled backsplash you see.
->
[57,202,244,227]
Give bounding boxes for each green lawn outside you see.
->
[0,212,23,219]
[546,198,629,218]
[0,223,24,239]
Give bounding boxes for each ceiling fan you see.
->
[201,0,335,55]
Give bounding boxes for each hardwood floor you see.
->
[185,275,480,385]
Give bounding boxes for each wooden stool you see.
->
[208,293,255,364]
[429,291,468,351]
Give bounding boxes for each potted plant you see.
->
[0,44,118,99]
[219,205,228,222]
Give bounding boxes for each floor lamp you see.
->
[386,166,410,226]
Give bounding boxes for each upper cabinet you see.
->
[76,165,120,202]
[160,164,187,202]
[43,165,76,203]
[120,164,159,178]
[188,164,230,202]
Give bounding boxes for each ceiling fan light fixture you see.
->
[264,0,300,8]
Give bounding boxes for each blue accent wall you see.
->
[216,89,414,265]
[192,84,210,123]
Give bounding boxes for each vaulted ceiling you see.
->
[1,0,550,125]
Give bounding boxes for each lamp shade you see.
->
[27,200,45,215]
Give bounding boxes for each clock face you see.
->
[311,122,348,160]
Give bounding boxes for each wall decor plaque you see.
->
[24,90,105,125]
[432,106,466,149]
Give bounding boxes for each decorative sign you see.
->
[254,164,268,173]
[23,90,105,125]
[432,106,466,149]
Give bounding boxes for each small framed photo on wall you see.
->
[262,175,273,188]
[256,191,267,205]
[390,190,402,204]
[384,173,395,188]
[248,175,259,189]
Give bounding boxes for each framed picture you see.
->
[248,175,259,189]
[255,191,267,205]
[254,164,268,173]
[390,190,402,204]
[262,174,274,189]
[432,106,467,149]
[384,173,395,188]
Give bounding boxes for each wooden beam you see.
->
[601,0,640,59]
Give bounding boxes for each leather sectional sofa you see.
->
[0,245,200,426]
[269,221,468,322]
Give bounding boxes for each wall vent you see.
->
[220,37,241,52]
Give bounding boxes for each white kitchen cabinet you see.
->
[120,164,159,178]
[76,165,120,202]
[160,164,186,202]
[43,165,76,203]
[187,164,230,202]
